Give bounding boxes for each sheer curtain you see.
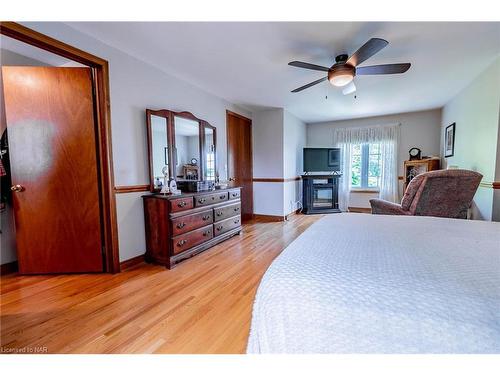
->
[337,143,351,211]
[334,123,400,211]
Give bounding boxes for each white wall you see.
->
[440,56,500,220]
[283,110,306,215]
[493,112,500,222]
[14,22,251,262]
[252,108,306,217]
[307,108,443,208]
[252,109,284,178]
[252,109,285,216]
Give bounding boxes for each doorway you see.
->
[0,22,119,273]
[226,110,253,221]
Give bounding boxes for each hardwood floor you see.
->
[0,214,321,354]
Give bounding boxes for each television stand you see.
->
[301,173,341,215]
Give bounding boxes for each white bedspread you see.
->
[247,213,500,353]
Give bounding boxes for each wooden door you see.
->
[226,111,253,221]
[2,66,104,274]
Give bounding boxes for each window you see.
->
[351,143,382,189]
[205,151,215,180]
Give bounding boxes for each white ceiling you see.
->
[65,22,500,123]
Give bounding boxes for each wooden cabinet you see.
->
[143,187,242,268]
[301,174,341,214]
[403,158,440,191]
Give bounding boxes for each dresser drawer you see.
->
[228,188,241,200]
[214,215,241,236]
[195,192,228,207]
[214,203,241,222]
[169,197,194,213]
[171,210,213,236]
[171,224,213,255]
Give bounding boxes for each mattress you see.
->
[247,213,500,353]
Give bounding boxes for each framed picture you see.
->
[328,148,340,167]
[444,122,456,158]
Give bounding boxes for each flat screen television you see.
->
[303,148,340,173]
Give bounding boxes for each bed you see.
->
[247,213,500,353]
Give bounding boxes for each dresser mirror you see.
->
[146,109,170,191]
[146,109,217,192]
[174,115,201,181]
[203,123,216,181]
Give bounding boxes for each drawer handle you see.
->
[198,198,206,203]
[203,230,211,237]
[176,222,186,229]
[216,225,223,231]
[216,211,223,216]
[219,195,226,199]
[177,201,187,207]
[202,215,211,221]
[234,207,240,212]
[177,239,188,247]
[234,219,240,224]
[231,193,238,197]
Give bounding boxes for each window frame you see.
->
[350,143,381,192]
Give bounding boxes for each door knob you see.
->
[10,184,24,192]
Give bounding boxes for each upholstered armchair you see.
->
[370,169,482,219]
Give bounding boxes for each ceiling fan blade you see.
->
[342,81,356,95]
[356,63,411,75]
[291,77,327,93]
[288,61,330,72]
[346,38,388,67]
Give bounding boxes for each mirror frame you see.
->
[146,109,173,193]
[146,109,217,192]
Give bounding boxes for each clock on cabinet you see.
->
[408,147,421,160]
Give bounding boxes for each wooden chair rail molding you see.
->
[252,177,301,183]
[114,184,150,194]
[480,181,500,189]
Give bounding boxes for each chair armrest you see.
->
[369,199,408,215]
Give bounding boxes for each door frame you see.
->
[226,110,254,220]
[0,22,120,273]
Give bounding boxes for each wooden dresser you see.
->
[142,187,242,268]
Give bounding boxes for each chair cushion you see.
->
[401,173,425,211]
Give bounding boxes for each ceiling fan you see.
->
[288,38,411,95]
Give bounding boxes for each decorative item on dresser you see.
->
[403,157,440,192]
[143,187,242,268]
[408,147,421,160]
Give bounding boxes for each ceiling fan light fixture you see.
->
[328,65,355,87]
